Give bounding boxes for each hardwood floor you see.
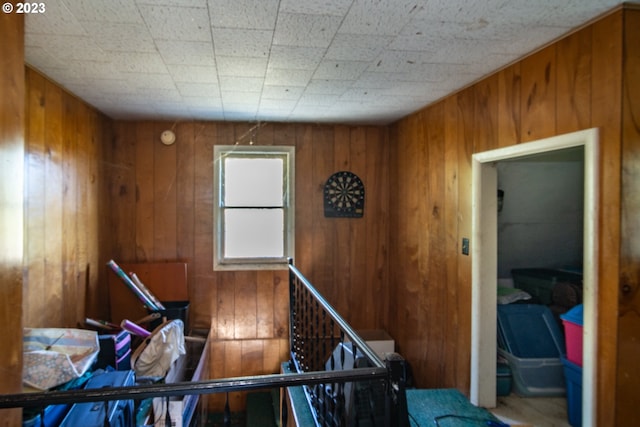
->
[490,395,572,427]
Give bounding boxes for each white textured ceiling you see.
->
[24,0,629,125]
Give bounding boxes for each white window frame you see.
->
[213,145,295,271]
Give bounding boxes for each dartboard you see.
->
[323,171,365,218]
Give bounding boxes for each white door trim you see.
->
[470,128,599,427]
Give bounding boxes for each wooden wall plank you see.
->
[193,122,216,330]
[497,63,521,148]
[443,95,464,388]
[309,126,335,301]
[256,270,275,339]
[176,122,196,272]
[591,11,623,427]
[153,122,178,260]
[273,270,289,340]
[24,69,47,328]
[454,88,474,392]
[44,79,64,327]
[224,340,244,411]
[332,126,351,318]
[110,121,137,262]
[348,127,368,328]
[364,126,389,330]
[242,339,264,376]
[235,270,258,339]
[617,8,640,426]
[61,94,79,327]
[135,122,155,261]
[520,44,557,141]
[263,338,285,373]
[0,11,24,423]
[425,103,447,385]
[75,101,90,325]
[556,26,592,134]
[95,113,113,320]
[294,125,313,269]
[474,73,499,152]
[208,340,228,410]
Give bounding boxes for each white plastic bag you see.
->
[132,320,186,378]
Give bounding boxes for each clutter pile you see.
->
[22,259,191,427]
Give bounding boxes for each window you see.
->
[213,145,294,270]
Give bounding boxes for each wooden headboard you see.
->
[107,261,188,324]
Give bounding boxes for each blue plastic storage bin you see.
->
[497,304,566,397]
[497,304,566,358]
[562,357,582,427]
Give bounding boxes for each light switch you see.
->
[462,238,469,255]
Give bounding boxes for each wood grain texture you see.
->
[617,8,640,426]
[520,44,557,141]
[556,26,592,134]
[205,338,288,412]
[25,70,47,328]
[135,122,155,261]
[44,78,64,326]
[497,63,521,148]
[22,67,113,334]
[0,10,24,424]
[590,11,623,427]
[442,95,466,389]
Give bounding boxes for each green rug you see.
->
[406,388,504,427]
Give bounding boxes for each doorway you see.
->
[469,128,599,427]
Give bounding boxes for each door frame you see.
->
[469,128,599,427]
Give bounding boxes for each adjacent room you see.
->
[1,1,639,426]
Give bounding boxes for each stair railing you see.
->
[0,260,409,427]
[287,259,409,427]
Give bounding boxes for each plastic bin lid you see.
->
[560,303,584,326]
[497,304,565,359]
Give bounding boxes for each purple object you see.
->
[120,319,150,338]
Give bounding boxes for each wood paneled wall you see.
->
[618,8,640,426]
[108,121,390,411]
[388,8,629,426]
[0,10,24,426]
[23,68,112,329]
[6,5,638,425]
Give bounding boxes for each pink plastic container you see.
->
[560,304,583,367]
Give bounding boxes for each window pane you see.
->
[224,209,284,258]
[224,158,283,206]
